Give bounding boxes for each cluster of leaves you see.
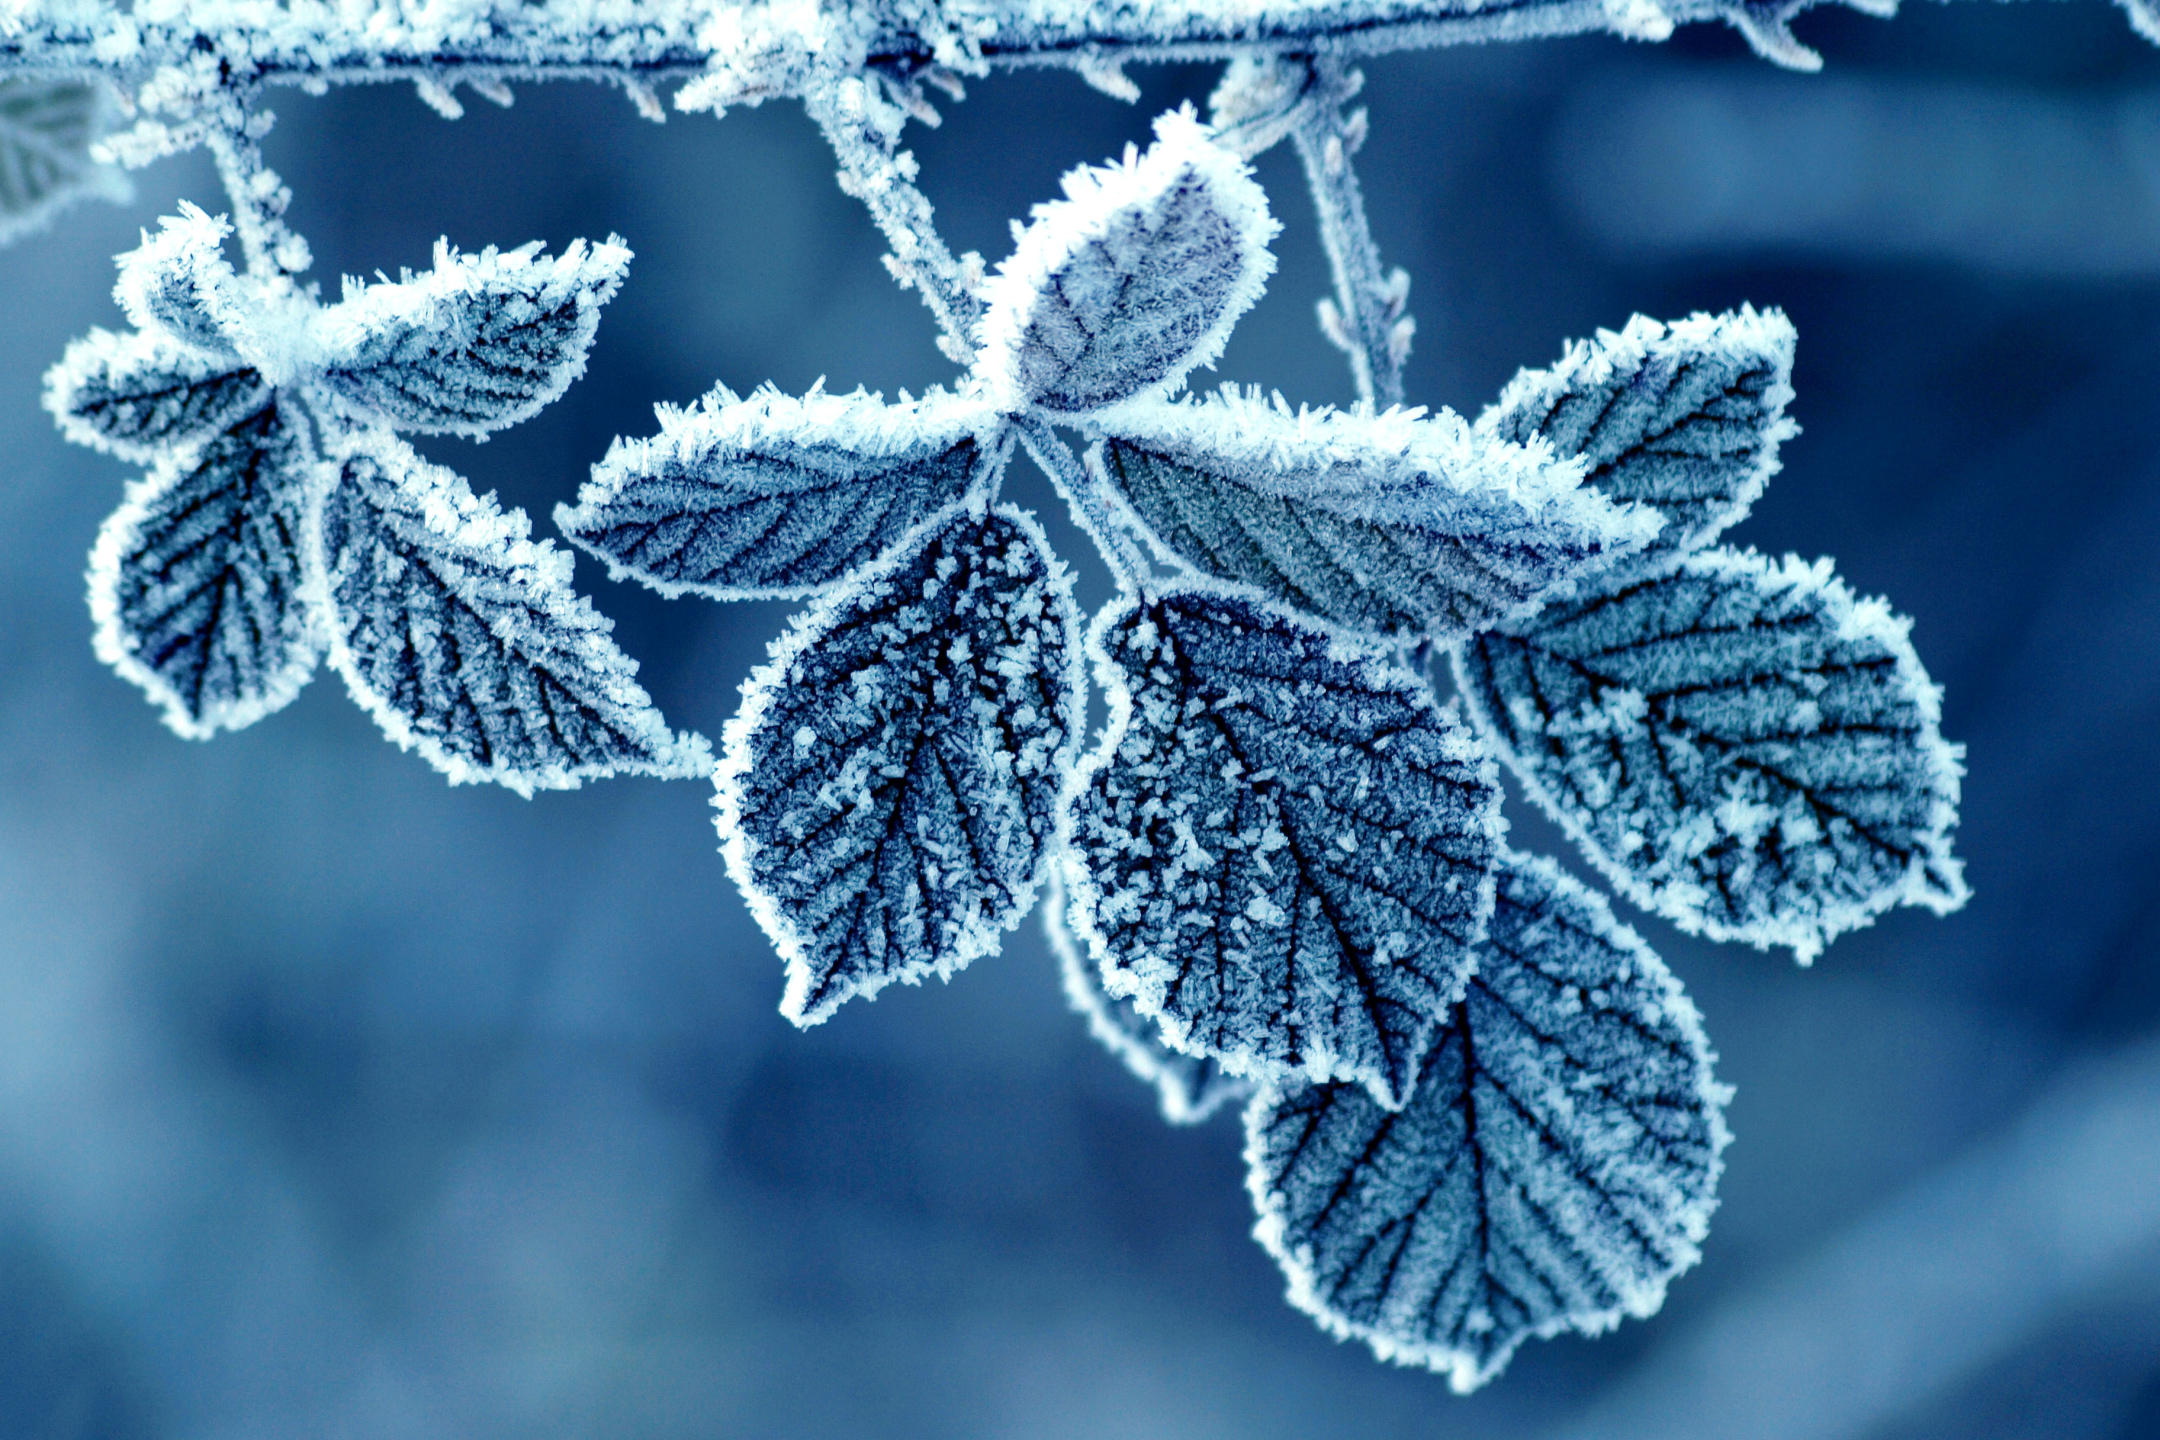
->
[44,204,708,792]
[39,88,1967,1385]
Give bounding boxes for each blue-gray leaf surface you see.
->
[1048,873,1253,1124]
[46,328,266,464]
[1455,547,1968,960]
[87,397,323,738]
[1064,584,1503,1109]
[0,76,128,246]
[1479,308,1796,587]
[716,502,1082,1025]
[557,386,1003,600]
[1091,390,1658,642]
[1247,849,1729,1393]
[315,237,629,437]
[975,107,1277,420]
[312,429,711,795]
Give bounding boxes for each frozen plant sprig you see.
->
[14,0,1993,1394]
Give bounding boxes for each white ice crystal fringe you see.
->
[975,106,1278,420]
[85,395,325,739]
[1062,583,1504,1110]
[1456,546,1969,962]
[1047,872,1254,1124]
[308,428,712,795]
[1092,387,1661,642]
[1247,849,1730,1392]
[716,501,1083,1025]
[315,236,630,437]
[0,76,128,245]
[558,383,1006,600]
[45,325,267,464]
[1480,307,1798,592]
[111,202,246,356]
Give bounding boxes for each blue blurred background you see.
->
[3,5,2159,1435]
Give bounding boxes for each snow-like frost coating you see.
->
[110,202,245,356]
[1456,546,1969,961]
[1091,387,1662,641]
[308,428,712,795]
[716,501,1083,1025]
[1479,307,1797,590]
[1063,583,1504,1110]
[45,326,267,464]
[86,395,324,739]
[557,383,1006,600]
[1248,849,1730,1392]
[975,106,1278,420]
[1047,873,1254,1124]
[315,236,631,437]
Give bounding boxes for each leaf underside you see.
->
[718,502,1082,1024]
[1456,547,1967,960]
[1248,850,1727,1393]
[315,430,709,795]
[1065,585,1502,1109]
[1048,873,1253,1124]
[88,397,322,737]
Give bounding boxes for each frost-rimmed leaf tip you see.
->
[716,500,1084,1026]
[1091,387,1663,643]
[975,106,1278,420]
[1247,850,1730,1392]
[1062,583,1504,1110]
[557,383,1008,601]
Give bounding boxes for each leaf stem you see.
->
[204,93,312,281]
[1016,415,1149,592]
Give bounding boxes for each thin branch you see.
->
[201,94,311,281]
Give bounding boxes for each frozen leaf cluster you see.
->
[46,205,707,792]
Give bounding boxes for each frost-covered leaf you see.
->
[0,77,129,247]
[111,203,245,357]
[87,397,323,738]
[557,385,1004,600]
[1456,547,1968,961]
[716,502,1082,1024]
[1248,849,1730,1393]
[1048,873,1253,1124]
[976,106,1277,420]
[45,327,267,463]
[1093,389,1659,643]
[315,237,630,437]
[1481,309,1796,585]
[310,429,710,795]
[1064,585,1503,1109]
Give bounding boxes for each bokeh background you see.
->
[3,4,2159,1435]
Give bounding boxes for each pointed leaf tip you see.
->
[1063,585,1504,1109]
[1248,850,1729,1391]
[976,106,1278,420]
[716,502,1084,1025]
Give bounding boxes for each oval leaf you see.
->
[1064,585,1503,1109]
[315,236,630,437]
[1048,873,1252,1124]
[311,429,711,794]
[46,327,266,463]
[1247,849,1730,1393]
[87,398,323,737]
[975,106,1277,419]
[1093,390,1659,643]
[557,385,1003,600]
[1456,547,1968,960]
[716,502,1083,1025]
[1480,308,1797,585]
[0,76,129,247]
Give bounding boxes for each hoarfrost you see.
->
[309,428,711,795]
[975,106,1278,420]
[1247,849,1729,1391]
[1091,387,1661,642]
[1048,872,1253,1124]
[1063,584,1504,1109]
[1455,547,1969,961]
[716,502,1083,1025]
[1480,308,1798,589]
[557,384,1005,600]
[46,326,267,463]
